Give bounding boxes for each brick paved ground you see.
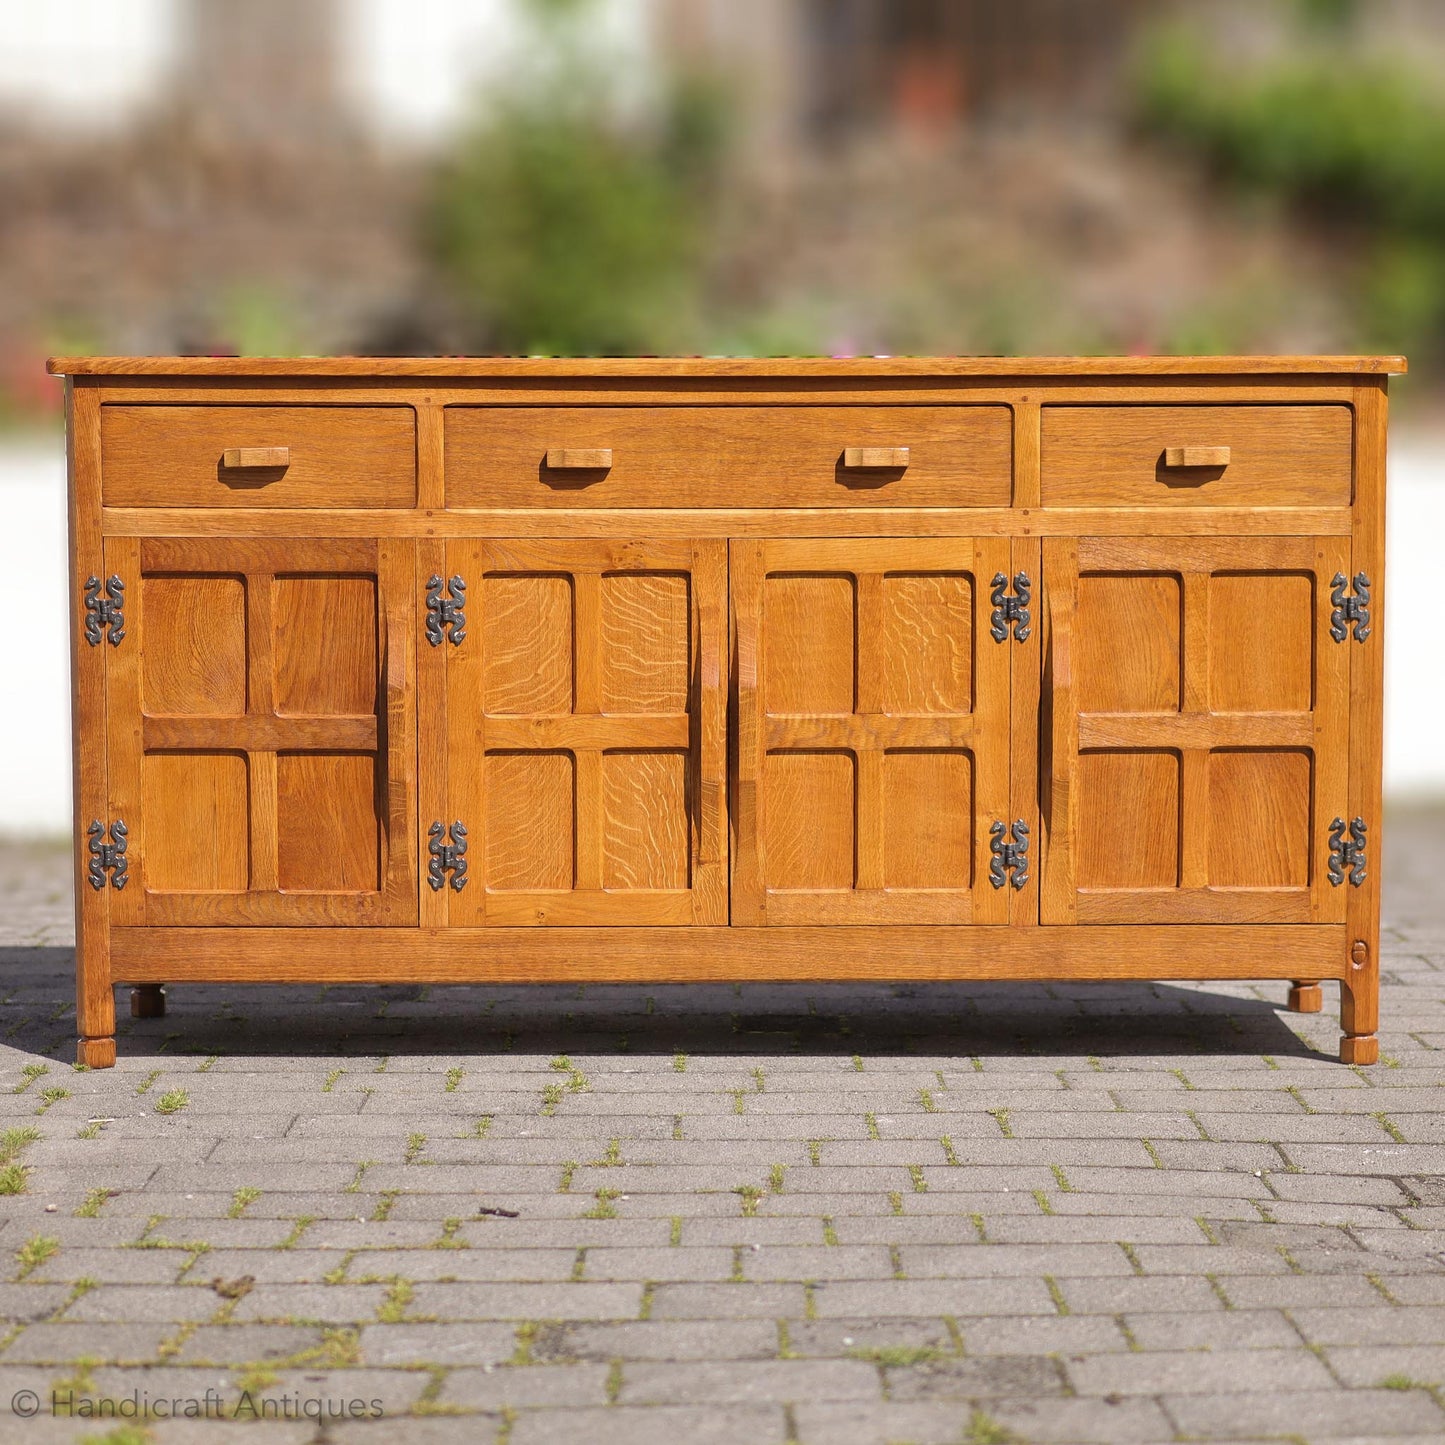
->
[0,813,1443,1444]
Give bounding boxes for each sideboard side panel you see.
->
[1342,380,1388,1063]
[67,379,116,1065]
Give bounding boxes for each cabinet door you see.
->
[445,540,727,925]
[732,538,1012,925]
[104,537,418,925]
[1041,536,1350,924]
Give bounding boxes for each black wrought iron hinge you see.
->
[1327,816,1367,887]
[428,820,469,891]
[425,574,467,647]
[86,819,128,890]
[989,819,1030,890]
[83,575,126,647]
[1330,572,1371,643]
[990,572,1031,643]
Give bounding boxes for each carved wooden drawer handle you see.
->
[545,448,613,470]
[221,447,290,469]
[842,446,910,470]
[1162,446,1230,468]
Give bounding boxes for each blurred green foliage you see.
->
[425,0,729,355]
[1134,18,1445,364]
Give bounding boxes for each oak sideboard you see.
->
[48,354,1404,1068]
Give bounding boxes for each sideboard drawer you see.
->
[1041,405,1352,507]
[446,406,1012,507]
[100,405,417,507]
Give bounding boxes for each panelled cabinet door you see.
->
[1041,536,1350,924]
[445,540,728,925]
[732,538,1012,926]
[104,537,418,926]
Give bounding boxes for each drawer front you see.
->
[100,406,418,508]
[446,406,1013,508]
[1041,405,1352,507]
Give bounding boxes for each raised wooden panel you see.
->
[602,751,689,890]
[1209,573,1313,713]
[1043,536,1349,926]
[106,536,416,927]
[734,537,1010,926]
[601,573,690,714]
[445,405,1013,508]
[141,575,246,715]
[447,539,727,925]
[276,753,380,891]
[273,576,378,716]
[484,752,575,892]
[883,750,973,889]
[763,574,856,716]
[482,574,573,714]
[1076,573,1180,712]
[101,405,417,508]
[140,752,249,891]
[1076,751,1180,890]
[764,752,856,890]
[879,575,974,714]
[1208,750,1311,889]
[1041,405,1352,507]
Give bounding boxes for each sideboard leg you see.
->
[1287,980,1323,1013]
[1340,968,1379,1067]
[77,1036,116,1069]
[130,985,166,1019]
[1339,1032,1379,1066]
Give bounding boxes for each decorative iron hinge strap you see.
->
[428,820,469,891]
[989,819,1030,890]
[1327,816,1367,887]
[86,819,128,890]
[1330,572,1371,643]
[83,575,126,647]
[990,572,1031,643]
[425,574,467,647]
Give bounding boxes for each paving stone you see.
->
[60,1284,221,1323]
[172,1324,326,1364]
[650,1283,807,1318]
[507,1405,786,1445]
[885,1354,1067,1398]
[405,1281,643,1321]
[619,1358,881,1404]
[1323,1345,1445,1388]
[529,1318,779,1362]
[793,1397,1173,1444]
[1068,1346,1336,1394]
[357,1321,516,1366]
[1163,1387,1445,1439]
[1121,1308,1301,1351]
[438,1363,611,1408]
[225,1284,390,1323]
[1290,1306,1445,1345]
[0,1321,171,1363]
[343,1247,580,1282]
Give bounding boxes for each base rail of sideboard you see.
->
[107,923,1350,985]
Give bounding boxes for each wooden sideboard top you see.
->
[48,354,1407,379]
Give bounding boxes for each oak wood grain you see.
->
[51,355,1407,377]
[111,923,1349,982]
[447,406,1011,509]
[446,537,727,926]
[101,405,417,508]
[66,381,116,1059]
[1042,406,1352,507]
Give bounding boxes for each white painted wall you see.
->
[2,430,1443,837]
[0,440,71,836]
